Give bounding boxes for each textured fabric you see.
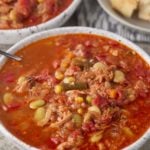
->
[77,0,150,42]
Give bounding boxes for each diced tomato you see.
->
[47,137,59,149]
[82,122,96,133]
[1,105,8,111]
[139,92,148,98]
[0,72,15,83]
[52,60,60,69]
[7,103,21,109]
[108,40,119,47]
[34,69,50,82]
[5,73,15,83]
[95,54,107,62]
[92,96,108,107]
[71,130,81,138]
[84,49,92,58]
[84,41,92,47]
[50,137,59,145]
[2,103,21,111]
[134,61,146,78]
[116,90,124,101]
[15,0,36,18]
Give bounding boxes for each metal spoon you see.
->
[0,50,22,61]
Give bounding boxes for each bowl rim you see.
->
[97,0,150,33]
[0,27,150,150]
[0,0,81,33]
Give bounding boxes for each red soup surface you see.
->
[0,0,72,29]
[0,34,150,150]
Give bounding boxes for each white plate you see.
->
[97,0,150,33]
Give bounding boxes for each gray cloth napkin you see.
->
[77,0,150,42]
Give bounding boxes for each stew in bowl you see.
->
[0,27,150,150]
[0,0,72,29]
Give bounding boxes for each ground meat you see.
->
[0,3,12,14]
[14,0,36,19]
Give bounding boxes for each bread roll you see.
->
[139,0,150,21]
[110,0,139,18]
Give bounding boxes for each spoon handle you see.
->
[0,50,22,61]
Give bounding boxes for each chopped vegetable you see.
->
[93,62,107,71]
[63,77,75,84]
[83,113,91,123]
[55,71,64,80]
[107,89,117,99]
[88,106,101,115]
[54,85,63,94]
[86,95,93,104]
[72,114,82,127]
[90,131,103,143]
[72,57,92,69]
[29,100,45,109]
[61,82,88,91]
[9,10,18,21]
[34,107,46,121]
[72,57,86,66]
[3,93,14,105]
[97,143,106,150]
[17,76,26,84]
[77,108,83,114]
[110,49,118,56]
[123,127,134,137]
[126,88,136,101]
[60,58,70,68]
[75,96,84,103]
[113,70,125,83]
[83,106,101,123]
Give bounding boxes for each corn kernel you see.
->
[54,85,63,94]
[55,71,64,80]
[86,95,92,104]
[77,108,83,114]
[75,96,84,103]
[63,77,75,84]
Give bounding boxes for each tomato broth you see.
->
[0,34,150,150]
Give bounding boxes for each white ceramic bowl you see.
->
[0,0,81,45]
[0,27,150,150]
[97,0,150,33]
